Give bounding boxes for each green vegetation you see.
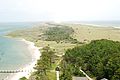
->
[61,39,120,80]
[44,26,73,41]
[43,26,80,44]
[33,46,56,80]
[19,77,28,80]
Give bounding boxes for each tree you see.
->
[61,39,120,80]
[111,68,120,80]
[34,46,55,80]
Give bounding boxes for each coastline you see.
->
[9,38,41,80]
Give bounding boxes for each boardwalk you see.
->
[0,69,33,73]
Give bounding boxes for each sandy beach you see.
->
[9,39,41,80]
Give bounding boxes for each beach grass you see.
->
[35,40,76,55]
[70,24,120,42]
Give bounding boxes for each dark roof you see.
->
[55,66,60,71]
[72,77,88,80]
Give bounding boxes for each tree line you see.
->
[34,46,55,80]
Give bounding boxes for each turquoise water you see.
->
[0,22,35,79]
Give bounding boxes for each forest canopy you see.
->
[61,39,120,80]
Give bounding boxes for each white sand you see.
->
[9,39,41,80]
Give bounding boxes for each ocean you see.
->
[0,22,35,80]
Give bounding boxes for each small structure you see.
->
[55,66,60,80]
[72,77,88,80]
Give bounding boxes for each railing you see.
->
[79,67,93,80]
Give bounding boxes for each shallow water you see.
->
[0,22,34,79]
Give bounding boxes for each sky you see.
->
[0,0,120,22]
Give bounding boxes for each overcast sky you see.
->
[0,0,120,22]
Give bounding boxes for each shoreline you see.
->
[9,38,41,80]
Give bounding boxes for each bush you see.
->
[19,77,27,80]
